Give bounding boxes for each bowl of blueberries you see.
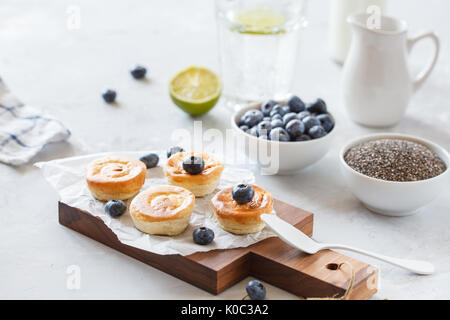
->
[231,95,335,174]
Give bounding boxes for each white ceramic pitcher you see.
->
[343,13,440,127]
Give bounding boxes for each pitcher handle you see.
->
[407,31,440,92]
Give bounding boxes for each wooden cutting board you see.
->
[58,200,378,299]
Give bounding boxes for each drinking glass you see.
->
[215,0,308,111]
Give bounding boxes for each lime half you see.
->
[234,8,286,35]
[169,66,222,116]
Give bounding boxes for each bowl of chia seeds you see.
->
[340,133,449,216]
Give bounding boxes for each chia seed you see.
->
[344,138,447,182]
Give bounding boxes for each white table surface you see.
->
[1,0,449,300]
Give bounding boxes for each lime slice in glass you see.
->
[234,8,286,35]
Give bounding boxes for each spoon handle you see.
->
[322,244,434,275]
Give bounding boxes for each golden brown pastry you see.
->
[86,156,146,201]
[210,184,273,234]
[129,185,195,236]
[164,151,224,197]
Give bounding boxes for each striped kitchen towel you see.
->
[0,78,71,165]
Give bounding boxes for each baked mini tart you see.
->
[164,151,224,197]
[86,156,146,201]
[210,184,273,234]
[130,185,195,236]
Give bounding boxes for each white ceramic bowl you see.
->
[231,102,335,175]
[340,133,449,216]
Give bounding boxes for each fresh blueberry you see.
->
[239,115,246,126]
[182,156,205,175]
[248,126,259,137]
[261,100,278,116]
[269,127,290,142]
[240,125,249,132]
[232,184,255,204]
[297,111,311,121]
[246,280,266,300]
[139,153,159,169]
[271,113,282,120]
[102,89,116,103]
[285,119,305,139]
[282,106,290,115]
[306,98,327,114]
[302,115,321,133]
[287,95,306,113]
[269,106,280,117]
[193,227,215,245]
[316,114,335,133]
[269,104,287,117]
[256,120,272,136]
[295,134,312,141]
[309,125,327,139]
[167,146,184,158]
[105,200,126,217]
[271,118,284,129]
[283,112,298,126]
[130,65,147,79]
[243,109,264,127]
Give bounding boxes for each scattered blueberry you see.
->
[297,111,311,121]
[240,125,249,132]
[256,120,272,136]
[302,115,321,133]
[316,114,335,133]
[271,118,284,129]
[285,119,305,139]
[139,153,159,169]
[167,146,184,158]
[306,98,327,114]
[269,104,287,117]
[283,112,298,126]
[130,65,147,79]
[105,200,127,217]
[102,89,116,103]
[246,280,266,300]
[232,184,255,204]
[287,95,306,113]
[269,127,290,142]
[261,100,277,116]
[295,134,312,141]
[243,109,264,127]
[182,156,205,175]
[309,125,327,139]
[193,227,215,245]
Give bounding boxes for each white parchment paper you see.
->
[36,151,276,255]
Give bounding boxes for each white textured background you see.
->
[0,0,449,299]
